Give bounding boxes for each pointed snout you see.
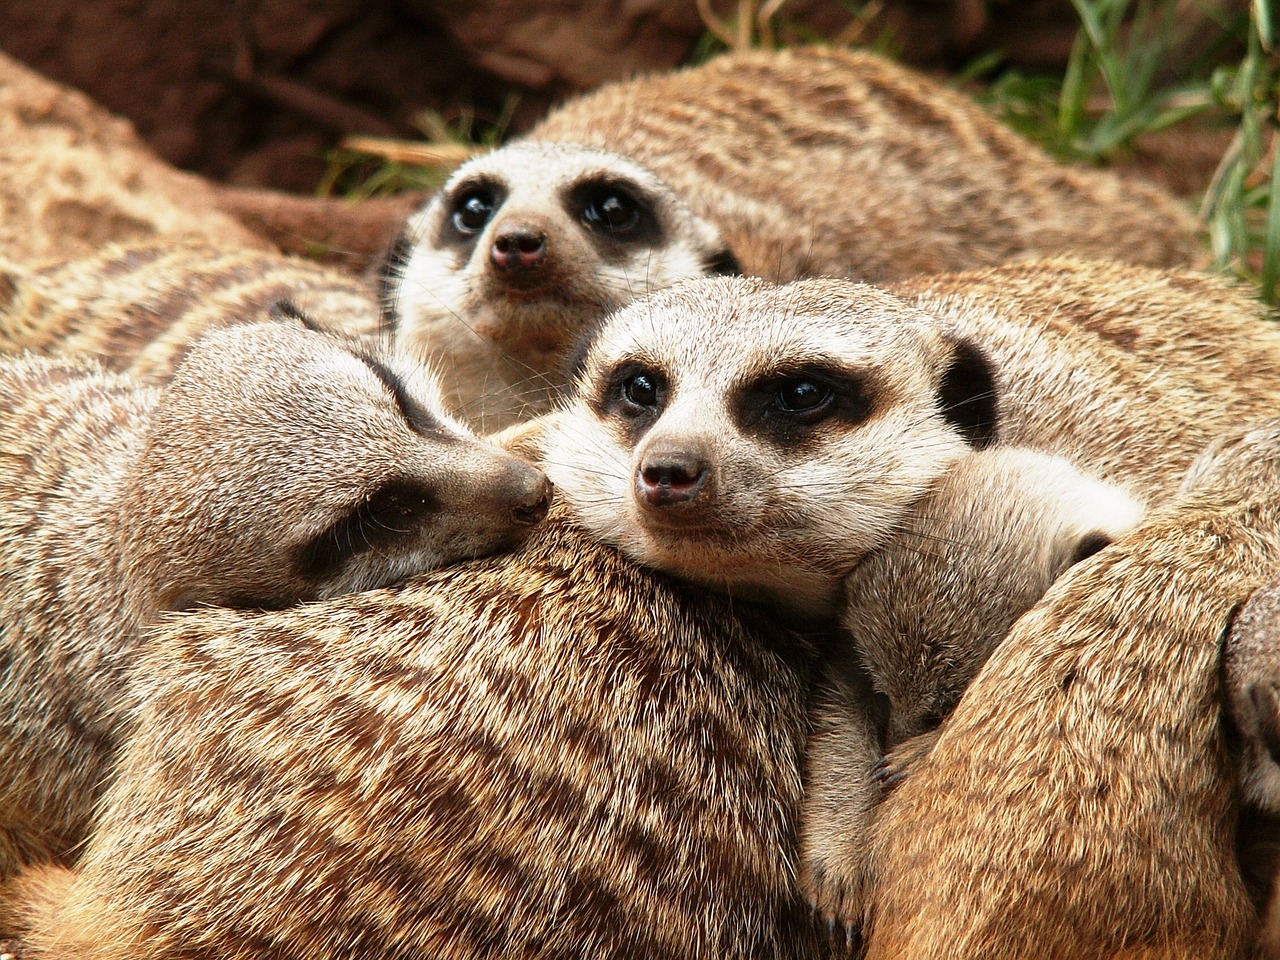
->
[506,463,554,526]
[634,441,714,512]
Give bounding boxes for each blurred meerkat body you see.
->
[8,502,828,960]
[0,320,550,880]
[528,46,1201,284]
[863,423,1280,960]
[386,47,1199,429]
[0,239,380,381]
[1223,578,1280,958]
[801,447,1145,920]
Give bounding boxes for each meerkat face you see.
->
[129,319,552,610]
[541,276,998,618]
[845,447,1146,749]
[383,141,739,379]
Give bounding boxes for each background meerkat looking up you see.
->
[0,317,550,880]
[6,500,830,960]
[0,238,381,382]
[383,141,738,429]
[386,46,1200,430]
[800,446,1146,925]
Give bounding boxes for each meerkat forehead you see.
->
[399,140,732,274]
[578,276,951,396]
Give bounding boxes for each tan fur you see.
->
[388,46,1201,429]
[1225,578,1280,815]
[529,46,1201,283]
[862,422,1280,959]
[0,321,550,883]
[0,238,380,381]
[801,448,1145,922]
[9,501,828,960]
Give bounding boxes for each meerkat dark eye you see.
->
[582,188,642,236]
[622,372,661,410]
[774,379,832,417]
[451,189,496,237]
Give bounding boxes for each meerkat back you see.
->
[0,238,380,381]
[8,503,828,960]
[527,46,1201,283]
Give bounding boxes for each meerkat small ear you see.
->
[703,247,742,276]
[937,337,998,448]
[375,224,416,333]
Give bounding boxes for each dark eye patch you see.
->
[296,478,438,581]
[733,362,875,448]
[568,177,661,253]
[592,360,668,445]
[356,353,445,437]
[436,178,506,248]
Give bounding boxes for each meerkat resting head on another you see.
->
[541,275,998,618]
[121,314,553,610]
[382,141,739,429]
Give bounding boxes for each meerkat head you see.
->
[844,447,1146,749]
[540,276,999,618]
[122,314,552,611]
[381,141,739,425]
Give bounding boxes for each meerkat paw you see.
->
[799,859,864,956]
[872,727,943,790]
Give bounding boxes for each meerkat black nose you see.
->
[636,453,711,507]
[511,471,554,526]
[491,226,548,271]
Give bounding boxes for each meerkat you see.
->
[801,447,1146,924]
[531,263,1280,948]
[539,262,1278,618]
[0,316,551,881]
[1221,575,1280,957]
[383,140,739,429]
[383,47,1201,428]
[0,238,380,382]
[861,421,1280,960]
[5,498,831,960]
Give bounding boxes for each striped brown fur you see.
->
[528,46,1202,284]
[864,422,1280,959]
[8,502,829,960]
[0,321,549,889]
[0,238,379,382]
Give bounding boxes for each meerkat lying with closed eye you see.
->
[0,312,550,880]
